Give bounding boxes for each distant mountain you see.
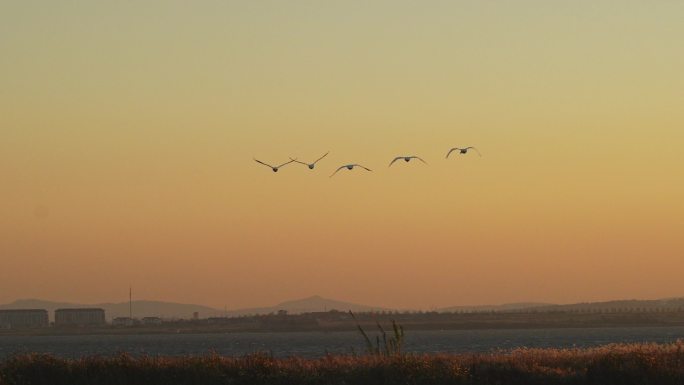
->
[437,302,552,313]
[226,295,389,316]
[0,299,222,321]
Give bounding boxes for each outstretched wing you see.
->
[388,157,402,167]
[313,152,329,164]
[446,148,460,159]
[466,147,482,157]
[330,165,347,177]
[276,158,297,168]
[289,157,308,165]
[254,158,274,168]
[356,164,372,172]
[412,156,428,164]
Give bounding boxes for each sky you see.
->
[1,1,683,310]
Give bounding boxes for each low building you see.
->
[54,308,105,327]
[142,317,162,325]
[0,309,49,329]
[208,317,230,324]
[112,317,135,327]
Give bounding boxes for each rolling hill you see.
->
[225,295,390,316]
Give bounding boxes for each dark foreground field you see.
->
[2,341,683,385]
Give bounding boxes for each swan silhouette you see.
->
[253,158,297,172]
[389,156,427,167]
[330,164,372,177]
[446,147,481,158]
[290,152,329,170]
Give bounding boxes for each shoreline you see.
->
[2,320,684,337]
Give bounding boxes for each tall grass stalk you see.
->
[349,311,404,356]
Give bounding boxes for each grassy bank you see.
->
[1,341,684,385]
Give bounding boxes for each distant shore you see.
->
[2,309,684,337]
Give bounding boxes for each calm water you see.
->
[1,327,683,359]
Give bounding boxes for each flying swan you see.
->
[446,147,481,158]
[330,164,372,177]
[253,158,297,172]
[290,152,329,170]
[389,156,427,167]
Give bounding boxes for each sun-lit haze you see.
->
[1,1,683,310]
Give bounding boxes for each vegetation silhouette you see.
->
[3,341,684,384]
[349,310,404,356]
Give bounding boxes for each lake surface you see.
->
[1,327,683,358]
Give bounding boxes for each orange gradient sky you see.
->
[1,1,683,310]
